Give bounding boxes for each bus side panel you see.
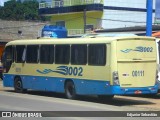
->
[74,79,158,95]
[74,79,111,95]
[3,74,65,93]
[3,74,14,87]
[3,74,113,95]
[3,73,158,95]
[22,76,65,93]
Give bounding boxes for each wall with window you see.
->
[51,11,103,35]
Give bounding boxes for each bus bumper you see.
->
[111,84,159,95]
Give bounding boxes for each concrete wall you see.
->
[0,20,48,42]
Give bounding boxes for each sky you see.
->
[0,0,9,6]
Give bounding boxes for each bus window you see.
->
[40,45,54,64]
[3,46,14,73]
[15,45,26,63]
[88,44,106,66]
[55,45,70,64]
[26,45,39,63]
[71,44,87,65]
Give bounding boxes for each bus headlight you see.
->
[113,71,119,85]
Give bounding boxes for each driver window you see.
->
[3,46,14,73]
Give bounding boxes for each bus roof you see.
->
[6,36,155,46]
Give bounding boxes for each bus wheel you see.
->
[98,95,114,101]
[14,77,26,93]
[65,81,77,99]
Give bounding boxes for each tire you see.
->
[14,77,26,93]
[98,95,114,101]
[65,81,77,99]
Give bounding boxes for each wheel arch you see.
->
[14,75,22,82]
[13,75,27,93]
[64,79,77,99]
[64,79,75,89]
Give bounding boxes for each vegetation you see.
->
[0,0,50,21]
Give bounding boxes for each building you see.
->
[39,0,156,36]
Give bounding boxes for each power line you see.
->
[87,16,146,23]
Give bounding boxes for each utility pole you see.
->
[146,0,153,36]
[83,9,86,34]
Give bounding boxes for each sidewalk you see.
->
[0,80,4,90]
[0,80,3,91]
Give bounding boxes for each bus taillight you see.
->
[113,71,119,85]
[156,70,160,85]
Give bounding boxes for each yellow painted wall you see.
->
[51,11,103,30]
[62,0,104,6]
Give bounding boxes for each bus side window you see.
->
[55,45,70,64]
[15,45,26,63]
[88,44,106,66]
[71,44,87,65]
[40,45,54,64]
[22,48,26,63]
[26,45,39,63]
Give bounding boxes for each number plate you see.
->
[132,70,144,77]
[134,90,142,94]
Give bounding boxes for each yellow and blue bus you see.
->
[2,36,159,99]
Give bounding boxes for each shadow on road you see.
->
[4,89,159,107]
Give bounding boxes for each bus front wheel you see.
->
[65,81,77,99]
[14,77,27,93]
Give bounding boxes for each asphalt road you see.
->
[0,80,160,120]
[0,89,146,111]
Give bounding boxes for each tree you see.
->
[0,0,50,21]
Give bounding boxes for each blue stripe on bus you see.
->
[3,74,158,95]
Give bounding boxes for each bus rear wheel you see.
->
[65,81,77,99]
[14,77,26,93]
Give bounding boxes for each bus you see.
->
[2,36,159,99]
